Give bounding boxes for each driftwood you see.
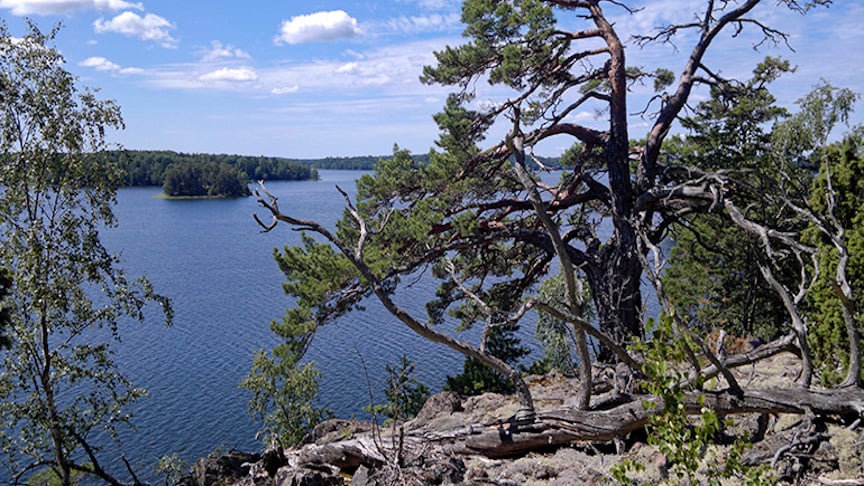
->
[292,385,864,470]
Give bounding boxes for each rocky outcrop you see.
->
[180,451,260,486]
[181,353,864,486]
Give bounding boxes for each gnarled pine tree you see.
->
[251,1,863,456]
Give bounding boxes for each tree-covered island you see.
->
[107,150,319,198]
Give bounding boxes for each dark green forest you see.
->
[112,149,558,184]
[161,162,251,198]
[110,150,318,187]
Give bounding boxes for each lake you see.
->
[100,170,532,479]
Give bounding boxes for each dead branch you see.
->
[293,386,864,464]
[254,182,538,419]
[509,109,592,411]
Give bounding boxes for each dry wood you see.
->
[293,386,864,468]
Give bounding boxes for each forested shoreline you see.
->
[110,150,561,188]
[109,150,319,187]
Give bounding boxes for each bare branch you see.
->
[509,107,592,409]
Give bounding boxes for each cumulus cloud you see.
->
[271,85,299,95]
[94,11,177,48]
[200,41,250,62]
[80,56,143,74]
[199,67,258,82]
[274,10,362,45]
[80,56,119,71]
[0,0,142,15]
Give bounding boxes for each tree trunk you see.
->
[40,312,71,486]
[588,249,643,363]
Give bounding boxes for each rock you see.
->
[261,448,288,477]
[773,413,803,434]
[302,419,373,446]
[273,464,343,486]
[416,454,466,484]
[413,391,463,427]
[347,452,465,485]
[182,451,261,486]
[349,465,371,486]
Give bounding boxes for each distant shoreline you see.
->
[153,192,251,200]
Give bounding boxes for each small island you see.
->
[162,161,251,198]
[105,150,319,198]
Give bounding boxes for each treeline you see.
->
[109,150,318,187]
[162,162,250,198]
[107,150,562,195]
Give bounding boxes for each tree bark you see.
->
[292,386,864,467]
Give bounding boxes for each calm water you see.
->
[3,169,656,482]
[100,170,515,479]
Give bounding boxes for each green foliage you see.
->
[156,454,187,486]
[653,68,675,92]
[241,233,350,447]
[804,129,864,384]
[162,161,251,198]
[679,57,792,171]
[422,0,557,92]
[663,58,796,340]
[533,273,592,375]
[445,325,529,396]
[611,317,773,485]
[241,351,331,448]
[111,150,318,186]
[366,355,430,422]
[25,466,87,486]
[0,22,172,485]
[771,81,859,166]
[663,215,788,340]
[764,80,861,385]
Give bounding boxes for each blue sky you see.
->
[2,0,862,158]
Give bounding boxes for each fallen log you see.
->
[294,385,864,466]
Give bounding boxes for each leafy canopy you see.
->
[0,21,171,485]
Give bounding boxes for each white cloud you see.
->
[199,67,258,82]
[200,41,250,62]
[566,111,598,122]
[476,99,502,114]
[334,62,358,74]
[93,11,177,48]
[136,37,453,97]
[79,55,142,74]
[398,0,460,10]
[0,0,142,15]
[274,10,362,45]
[385,13,461,33]
[271,85,299,95]
[80,56,119,71]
